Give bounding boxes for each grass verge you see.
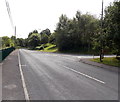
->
[36,43,58,52]
[90,57,120,67]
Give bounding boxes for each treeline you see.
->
[55,1,120,54]
[0,36,27,49]
[0,36,16,61]
[1,36,15,49]
[55,12,99,52]
[1,1,119,55]
[27,29,53,49]
[25,1,119,54]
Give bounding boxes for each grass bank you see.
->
[90,57,120,67]
[36,43,58,52]
[35,43,103,55]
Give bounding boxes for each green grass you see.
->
[90,57,120,67]
[36,43,58,52]
[0,47,10,50]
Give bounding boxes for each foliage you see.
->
[55,12,99,52]
[2,0,118,56]
[54,1,120,54]
[36,43,58,52]
[16,38,27,47]
[40,28,51,36]
[40,33,49,44]
[48,32,56,44]
[104,1,120,54]
[33,30,38,33]
[1,36,14,48]
[1,47,15,62]
[28,33,40,48]
[55,14,70,51]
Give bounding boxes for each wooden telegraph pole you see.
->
[100,0,104,62]
[14,26,16,46]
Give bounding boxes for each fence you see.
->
[0,47,15,62]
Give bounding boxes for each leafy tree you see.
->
[28,32,33,37]
[16,38,25,47]
[40,28,51,36]
[55,12,99,52]
[24,38,28,47]
[33,30,38,33]
[40,33,49,44]
[49,32,56,44]
[56,14,71,51]
[11,36,16,41]
[104,1,120,54]
[82,14,99,51]
[2,36,11,47]
[28,33,40,48]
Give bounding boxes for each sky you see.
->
[0,0,114,38]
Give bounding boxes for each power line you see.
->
[5,0,16,39]
[5,0,16,46]
[5,0,14,29]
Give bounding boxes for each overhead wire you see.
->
[5,0,14,30]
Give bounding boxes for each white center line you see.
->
[18,50,30,101]
[63,65,106,84]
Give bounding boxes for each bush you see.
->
[0,47,15,62]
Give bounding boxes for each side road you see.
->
[2,50,25,100]
[80,58,119,73]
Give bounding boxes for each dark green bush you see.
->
[0,47,15,62]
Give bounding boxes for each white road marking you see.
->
[77,56,82,58]
[18,50,30,101]
[63,65,105,84]
[20,65,27,67]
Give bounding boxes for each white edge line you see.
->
[63,65,105,84]
[18,49,30,100]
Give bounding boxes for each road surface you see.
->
[17,49,118,100]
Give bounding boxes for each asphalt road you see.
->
[19,49,118,100]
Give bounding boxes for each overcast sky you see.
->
[0,0,114,38]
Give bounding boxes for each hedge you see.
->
[0,47,15,62]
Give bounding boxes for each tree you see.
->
[49,32,56,44]
[55,12,99,52]
[28,33,40,48]
[2,36,12,47]
[11,36,16,41]
[28,32,33,37]
[81,14,99,51]
[55,14,71,51]
[104,1,120,54]
[33,30,38,33]
[40,28,51,36]
[40,33,49,44]
[16,38,25,47]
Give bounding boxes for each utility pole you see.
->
[100,0,104,62]
[14,26,16,46]
[5,0,16,46]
